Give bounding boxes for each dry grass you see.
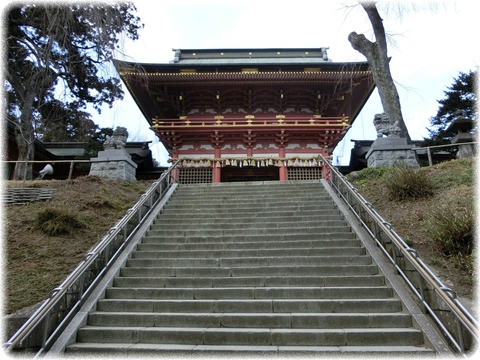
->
[3,176,153,314]
[348,158,476,298]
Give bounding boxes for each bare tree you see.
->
[348,1,412,142]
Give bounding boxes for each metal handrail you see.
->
[319,155,477,354]
[4,160,181,354]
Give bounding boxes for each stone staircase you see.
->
[65,181,436,355]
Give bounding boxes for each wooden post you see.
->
[171,152,178,184]
[279,147,287,181]
[213,147,221,183]
[68,160,74,180]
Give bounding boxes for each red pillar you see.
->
[213,147,221,183]
[171,151,178,183]
[279,147,287,181]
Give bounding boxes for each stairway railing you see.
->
[320,155,477,354]
[4,160,181,355]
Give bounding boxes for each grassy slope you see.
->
[3,159,476,315]
[4,177,153,314]
[347,158,476,299]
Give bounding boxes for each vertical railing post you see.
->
[456,316,466,352]
[427,147,433,167]
[104,243,110,267]
[76,272,85,304]
[22,160,27,187]
[40,311,51,349]
[68,161,74,180]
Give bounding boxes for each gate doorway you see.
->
[221,166,279,182]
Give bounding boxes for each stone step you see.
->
[118,264,379,278]
[95,298,403,314]
[63,180,437,355]
[150,219,349,230]
[178,183,319,189]
[177,182,325,193]
[75,326,424,347]
[163,203,335,212]
[86,312,412,329]
[177,186,325,194]
[168,197,332,205]
[132,246,366,258]
[146,227,352,238]
[166,194,331,202]
[176,183,327,192]
[138,238,361,251]
[145,226,356,243]
[166,199,333,207]
[154,213,343,223]
[112,275,386,288]
[65,343,434,355]
[157,211,343,221]
[104,286,393,300]
[169,192,332,201]
[125,255,372,267]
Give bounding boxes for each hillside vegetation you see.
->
[348,158,476,299]
[4,159,476,317]
[4,177,153,314]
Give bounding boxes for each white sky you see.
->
[95,0,479,166]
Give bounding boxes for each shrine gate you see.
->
[115,48,374,183]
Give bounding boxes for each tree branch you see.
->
[347,32,374,60]
[361,2,388,55]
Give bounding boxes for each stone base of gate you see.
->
[366,137,419,168]
[89,149,137,180]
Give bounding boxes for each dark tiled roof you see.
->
[171,48,330,65]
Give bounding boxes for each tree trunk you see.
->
[348,2,412,143]
[14,128,35,181]
[13,91,36,180]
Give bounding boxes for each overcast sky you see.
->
[96,0,478,165]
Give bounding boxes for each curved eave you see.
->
[119,70,372,85]
[114,58,370,74]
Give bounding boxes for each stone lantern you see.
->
[446,114,475,158]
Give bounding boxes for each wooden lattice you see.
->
[287,167,322,181]
[178,167,212,184]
